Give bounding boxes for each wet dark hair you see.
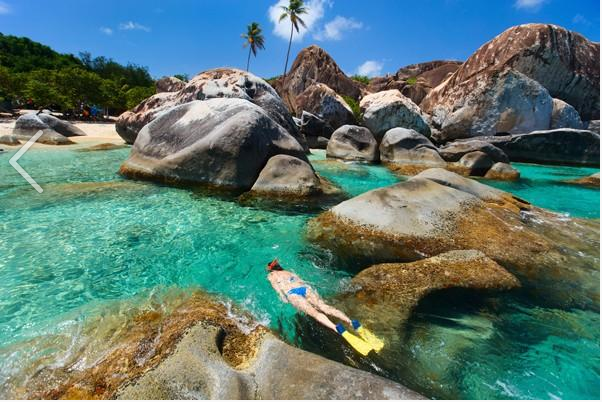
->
[267,260,283,271]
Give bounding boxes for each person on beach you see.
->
[266,259,383,355]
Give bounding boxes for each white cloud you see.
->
[314,16,363,41]
[119,21,151,32]
[99,27,113,35]
[572,13,591,26]
[514,0,546,11]
[268,0,331,42]
[356,60,383,77]
[0,1,11,15]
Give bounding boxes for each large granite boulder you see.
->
[379,127,445,167]
[458,151,494,176]
[296,83,355,130]
[550,98,584,129]
[250,154,339,197]
[14,113,85,138]
[119,99,306,190]
[426,69,554,143]
[360,90,431,140]
[299,111,334,142]
[484,162,520,181]
[438,139,509,163]
[155,76,186,93]
[272,45,362,113]
[0,134,20,145]
[307,168,600,309]
[422,23,600,120]
[367,60,462,104]
[472,129,600,166]
[326,125,378,162]
[116,68,305,149]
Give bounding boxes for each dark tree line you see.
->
[0,33,155,115]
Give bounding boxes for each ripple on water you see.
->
[0,147,599,399]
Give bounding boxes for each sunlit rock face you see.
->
[422,23,600,121]
[307,168,600,310]
[116,68,304,149]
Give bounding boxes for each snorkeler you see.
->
[266,259,384,356]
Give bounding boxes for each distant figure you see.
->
[266,259,384,355]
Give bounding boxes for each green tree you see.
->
[279,0,307,76]
[242,22,266,72]
[125,86,154,110]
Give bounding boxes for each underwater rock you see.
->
[119,99,306,190]
[116,68,304,149]
[326,125,379,162]
[565,172,600,188]
[250,154,340,197]
[77,143,129,152]
[347,250,519,322]
[307,168,600,309]
[360,90,431,140]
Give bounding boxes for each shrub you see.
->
[350,75,370,85]
[342,95,362,123]
[406,76,417,86]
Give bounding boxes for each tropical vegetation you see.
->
[242,22,266,72]
[279,0,307,76]
[0,33,155,115]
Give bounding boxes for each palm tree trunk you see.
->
[284,22,294,76]
[246,47,252,72]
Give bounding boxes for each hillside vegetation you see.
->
[0,33,155,115]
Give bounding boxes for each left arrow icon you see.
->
[9,129,44,193]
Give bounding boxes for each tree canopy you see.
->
[0,33,155,115]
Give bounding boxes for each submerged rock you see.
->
[307,168,599,309]
[422,23,600,121]
[116,68,304,149]
[360,90,431,140]
[472,129,600,166]
[119,99,306,190]
[296,83,355,130]
[565,172,600,188]
[326,125,379,162]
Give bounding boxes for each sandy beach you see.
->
[0,118,126,150]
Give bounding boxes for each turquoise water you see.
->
[0,147,599,399]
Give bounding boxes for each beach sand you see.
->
[0,118,126,150]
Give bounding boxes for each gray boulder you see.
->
[438,140,509,163]
[0,134,20,145]
[14,113,85,139]
[250,154,337,196]
[326,125,378,162]
[379,128,445,166]
[484,162,520,181]
[155,76,186,93]
[550,98,583,129]
[300,111,334,140]
[117,68,305,149]
[458,151,494,176]
[586,120,600,134]
[474,129,600,166]
[360,90,431,140]
[307,136,329,149]
[120,99,307,190]
[296,83,355,130]
[428,69,554,143]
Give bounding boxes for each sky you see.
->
[0,0,599,79]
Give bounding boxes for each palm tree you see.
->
[242,22,266,72]
[279,0,307,76]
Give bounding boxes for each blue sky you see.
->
[0,0,599,79]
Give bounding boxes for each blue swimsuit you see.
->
[286,275,308,298]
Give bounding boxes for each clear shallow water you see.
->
[0,147,599,399]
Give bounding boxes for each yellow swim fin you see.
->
[352,320,385,352]
[336,323,373,356]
